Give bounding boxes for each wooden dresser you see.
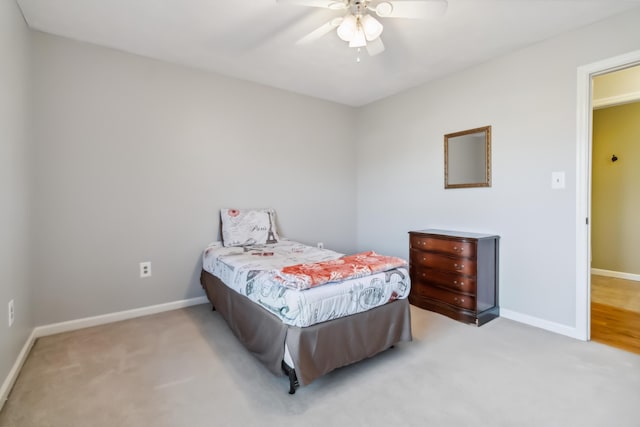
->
[408,229,499,326]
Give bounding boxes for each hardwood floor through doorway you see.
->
[591,275,640,355]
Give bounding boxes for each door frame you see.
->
[575,49,640,341]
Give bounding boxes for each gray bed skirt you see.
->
[200,270,412,387]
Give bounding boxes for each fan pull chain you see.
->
[356,47,361,63]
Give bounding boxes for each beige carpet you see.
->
[1,304,639,427]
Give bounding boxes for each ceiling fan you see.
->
[277,0,448,57]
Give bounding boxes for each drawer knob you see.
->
[454,263,465,270]
[423,257,427,262]
[454,297,465,304]
[453,280,464,287]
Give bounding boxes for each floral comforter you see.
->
[202,240,411,327]
[275,251,407,290]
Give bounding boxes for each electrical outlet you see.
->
[317,242,324,249]
[140,262,152,278]
[8,299,14,327]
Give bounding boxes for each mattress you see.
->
[202,240,411,328]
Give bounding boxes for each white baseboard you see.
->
[0,295,209,411]
[500,309,583,341]
[591,268,640,282]
[34,296,208,338]
[0,329,37,412]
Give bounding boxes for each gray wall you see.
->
[355,8,640,328]
[30,33,357,326]
[0,0,34,395]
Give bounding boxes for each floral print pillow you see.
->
[220,208,279,247]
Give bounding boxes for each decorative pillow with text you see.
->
[220,208,279,247]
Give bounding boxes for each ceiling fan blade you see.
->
[296,17,344,45]
[374,0,448,19]
[366,37,385,56]
[277,0,347,9]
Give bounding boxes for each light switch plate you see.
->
[552,171,565,189]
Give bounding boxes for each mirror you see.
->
[444,125,491,189]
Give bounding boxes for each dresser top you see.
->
[409,229,499,240]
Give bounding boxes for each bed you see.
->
[200,209,413,394]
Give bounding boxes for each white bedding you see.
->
[202,240,411,327]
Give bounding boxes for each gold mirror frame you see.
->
[444,125,492,189]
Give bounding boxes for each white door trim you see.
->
[575,49,640,341]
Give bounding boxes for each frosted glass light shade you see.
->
[337,14,357,41]
[361,14,383,41]
[349,26,367,48]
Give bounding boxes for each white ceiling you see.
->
[16,0,640,106]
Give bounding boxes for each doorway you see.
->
[575,49,640,343]
[589,67,640,353]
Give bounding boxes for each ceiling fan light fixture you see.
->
[360,14,383,41]
[337,14,357,41]
[282,0,450,56]
[348,25,367,48]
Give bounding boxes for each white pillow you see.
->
[220,208,279,247]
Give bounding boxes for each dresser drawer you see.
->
[409,230,499,326]
[413,267,476,294]
[410,250,477,276]
[412,283,476,310]
[410,235,476,258]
